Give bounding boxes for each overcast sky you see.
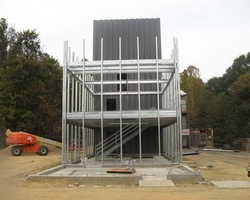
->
[1,0,249,82]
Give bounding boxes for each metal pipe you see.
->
[62,41,68,165]
[101,38,104,164]
[70,125,73,162]
[82,39,86,164]
[155,37,161,161]
[74,126,77,160]
[75,75,78,159]
[78,126,81,158]
[137,37,142,163]
[68,47,71,62]
[71,75,75,162]
[119,37,123,163]
[66,74,70,163]
[174,37,182,163]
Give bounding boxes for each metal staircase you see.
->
[95,123,151,161]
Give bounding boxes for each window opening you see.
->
[107,99,116,111]
[117,73,127,91]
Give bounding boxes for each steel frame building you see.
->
[62,35,182,165]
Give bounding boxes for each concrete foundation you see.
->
[211,181,250,188]
[28,164,201,186]
[29,175,142,186]
[166,165,203,183]
[139,179,175,187]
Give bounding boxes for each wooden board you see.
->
[106,168,136,174]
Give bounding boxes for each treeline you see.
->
[0,18,62,144]
[181,53,250,144]
[0,18,249,146]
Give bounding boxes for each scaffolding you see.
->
[62,37,182,165]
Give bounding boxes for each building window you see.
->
[117,73,127,91]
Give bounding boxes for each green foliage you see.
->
[8,30,40,60]
[219,53,250,92]
[230,72,250,137]
[182,52,250,144]
[0,18,8,66]
[206,92,238,143]
[0,18,17,67]
[0,19,62,141]
[180,65,209,128]
[206,77,223,95]
[230,72,250,101]
[0,55,62,140]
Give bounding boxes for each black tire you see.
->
[11,146,22,156]
[38,145,48,156]
[248,171,250,177]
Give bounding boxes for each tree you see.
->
[220,53,250,92]
[8,29,40,60]
[180,53,250,144]
[204,52,250,143]
[0,28,62,141]
[0,18,9,147]
[0,18,16,67]
[206,77,223,95]
[206,92,238,143]
[230,72,250,137]
[180,65,209,128]
[0,18,8,66]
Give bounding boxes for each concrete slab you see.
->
[29,164,198,186]
[211,181,250,188]
[87,155,174,166]
[139,179,175,187]
[166,166,203,183]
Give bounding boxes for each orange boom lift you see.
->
[5,129,62,156]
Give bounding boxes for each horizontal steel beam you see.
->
[84,79,169,85]
[68,68,174,75]
[67,110,177,120]
[69,65,174,70]
[68,59,175,67]
[94,91,158,95]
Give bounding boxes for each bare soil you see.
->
[0,146,250,200]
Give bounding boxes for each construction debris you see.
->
[203,148,233,152]
[182,151,200,156]
[106,167,136,174]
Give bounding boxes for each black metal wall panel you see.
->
[95,127,162,154]
[93,19,163,154]
[93,18,162,60]
[93,18,162,112]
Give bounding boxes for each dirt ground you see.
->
[0,145,250,200]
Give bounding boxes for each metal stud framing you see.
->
[62,37,182,165]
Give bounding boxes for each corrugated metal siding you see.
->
[93,18,161,60]
[93,18,162,111]
[93,19,162,154]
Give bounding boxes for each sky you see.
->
[0,0,249,82]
